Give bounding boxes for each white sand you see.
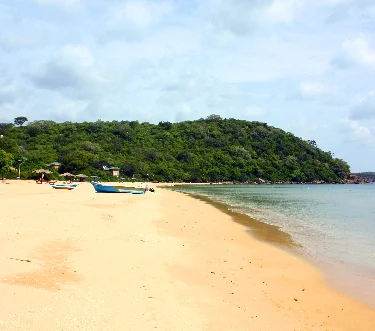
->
[0,180,374,330]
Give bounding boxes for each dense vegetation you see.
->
[0,115,350,183]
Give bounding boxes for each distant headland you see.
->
[0,115,357,184]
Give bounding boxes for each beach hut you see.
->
[46,162,61,170]
[60,172,76,183]
[33,169,52,183]
[103,166,120,177]
[76,174,88,182]
[61,172,75,177]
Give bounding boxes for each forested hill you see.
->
[0,115,350,183]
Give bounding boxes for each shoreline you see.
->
[178,191,299,249]
[1,180,374,330]
[163,184,375,309]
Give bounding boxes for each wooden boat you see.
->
[91,182,147,194]
[50,183,78,190]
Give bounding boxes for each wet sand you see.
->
[172,189,375,309]
[0,180,374,330]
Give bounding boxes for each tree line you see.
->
[0,115,350,183]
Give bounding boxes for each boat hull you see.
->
[51,184,78,190]
[91,182,146,194]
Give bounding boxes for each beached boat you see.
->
[91,182,147,194]
[51,183,78,190]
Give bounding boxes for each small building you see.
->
[47,162,61,170]
[103,166,120,177]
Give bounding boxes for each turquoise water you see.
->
[169,184,375,304]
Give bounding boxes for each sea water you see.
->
[169,184,375,306]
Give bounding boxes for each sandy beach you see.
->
[0,180,374,330]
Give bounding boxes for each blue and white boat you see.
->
[91,182,147,194]
[51,183,78,190]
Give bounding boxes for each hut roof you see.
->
[61,172,75,177]
[103,166,120,171]
[33,169,52,174]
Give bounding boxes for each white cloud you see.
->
[149,65,245,119]
[299,82,338,100]
[339,118,374,145]
[343,35,375,68]
[54,100,88,121]
[105,0,173,40]
[326,0,357,4]
[349,90,375,120]
[0,83,17,103]
[111,1,153,27]
[264,0,302,23]
[30,44,108,98]
[330,54,354,70]
[34,0,83,9]
[0,34,37,52]
[199,0,267,36]
[57,44,95,68]
[241,106,266,117]
[325,0,375,6]
[1,0,375,170]
[0,104,16,122]
[0,3,14,22]
[173,104,193,122]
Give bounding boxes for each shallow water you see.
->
[169,184,375,307]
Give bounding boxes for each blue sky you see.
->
[0,0,374,171]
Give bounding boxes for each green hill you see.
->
[0,115,350,183]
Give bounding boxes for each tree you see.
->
[14,117,28,126]
[205,114,222,122]
[0,116,350,183]
[307,140,317,147]
[0,149,14,180]
[62,150,99,171]
[330,158,350,179]
[158,121,172,130]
